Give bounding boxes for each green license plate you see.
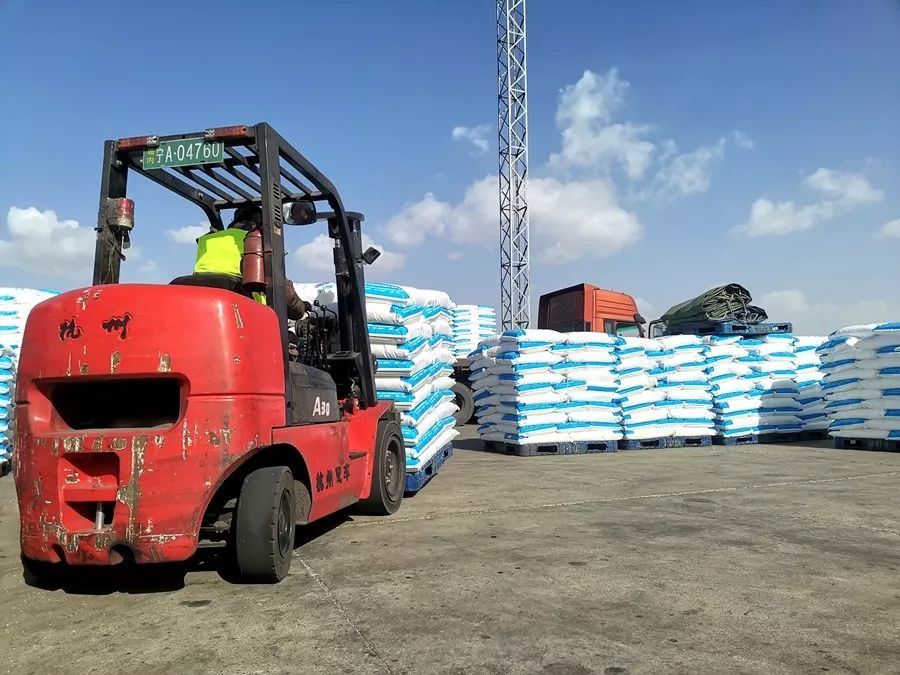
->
[142,138,224,170]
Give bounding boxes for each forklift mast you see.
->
[92,123,376,414]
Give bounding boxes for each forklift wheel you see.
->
[356,420,405,516]
[234,466,296,583]
[21,555,63,589]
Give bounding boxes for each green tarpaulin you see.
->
[660,283,768,325]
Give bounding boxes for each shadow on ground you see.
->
[20,511,352,595]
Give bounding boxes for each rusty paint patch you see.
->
[64,472,79,484]
[51,438,61,456]
[62,436,85,453]
[30,475,43,514]
[111,437,127,451]
[233,355,240,364]
[110,351,121,374]
[91,437,104,452]
[79,362,88,375]
[158,353,172,372]
[181,423,192,460]
[118,435,148,541]
[92,291,101,301]
[153,435,164,447]
[207,431,221,446]
[232,304,243,329]
[65,353,72,377]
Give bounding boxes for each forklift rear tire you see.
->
[452,381,475,425]
[356,420,405,516]
[234,466,296,583]
[21,555,63,589]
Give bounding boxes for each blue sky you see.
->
[1,0,898,334]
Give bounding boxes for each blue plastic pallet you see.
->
[664,320,793,337]
[620,435,712,451]
[482,438,618,457]
[714,434,759,446]
[760,430,829,443]
[404,443,454,493]
[834,437,900,452]
[714,430,828,446]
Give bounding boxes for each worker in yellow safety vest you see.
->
[192,204,310,320]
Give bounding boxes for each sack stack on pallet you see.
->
[471,329,622,445]
[706,336,799,439]
[652,336,716,438]
[618,336,714,442]
[296,282,459,479]
[793,336,828,432]
[616,337,662,441]
[818,323,900,443]
[451,305,496,359]
[552,332,622,442]
[754,334,804,435]
[471,329,569,445]
[0,288,60,471]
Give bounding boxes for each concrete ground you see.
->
[1,431,899,675]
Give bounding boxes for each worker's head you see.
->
[230,204,262,230]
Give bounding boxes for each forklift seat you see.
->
[169,273,254,299]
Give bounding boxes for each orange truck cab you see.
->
[14,123,405,585]
[537,283,646,336]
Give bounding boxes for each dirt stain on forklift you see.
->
[14,123,406,586]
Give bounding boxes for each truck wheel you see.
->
[452,381,475,425]
[356,420,404,516]
[234,466,296,583]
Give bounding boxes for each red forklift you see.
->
[14,123,405,584]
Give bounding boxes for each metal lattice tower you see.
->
[496,0,530,330]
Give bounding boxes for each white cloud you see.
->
[548,69,656,179]
[733,168,883,237]
[874,218,900,239]
[165,224,209,244]
[803,168,883,205]
[731,130,755,150]
[378,174,641,264]
[530,177,642,263]
[384,193,452,247]
[292,233,404,278]
[447,251,464,261]
[0,206,95,279]
[734,198,833,237]
[645,138,727,198]
[758,288,899,335]
[451,124,491,156]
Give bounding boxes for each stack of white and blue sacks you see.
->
[792,336,828,433]
[295,282,459,478]
[451,304,496,359]
[618,336,715,442]
[706,335,803,439]
[470,329,622,446]
[818,322,900,443]
[0,288,60,471]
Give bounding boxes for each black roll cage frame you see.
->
[92,122,376,420]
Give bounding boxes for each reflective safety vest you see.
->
[193,228,267,305]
